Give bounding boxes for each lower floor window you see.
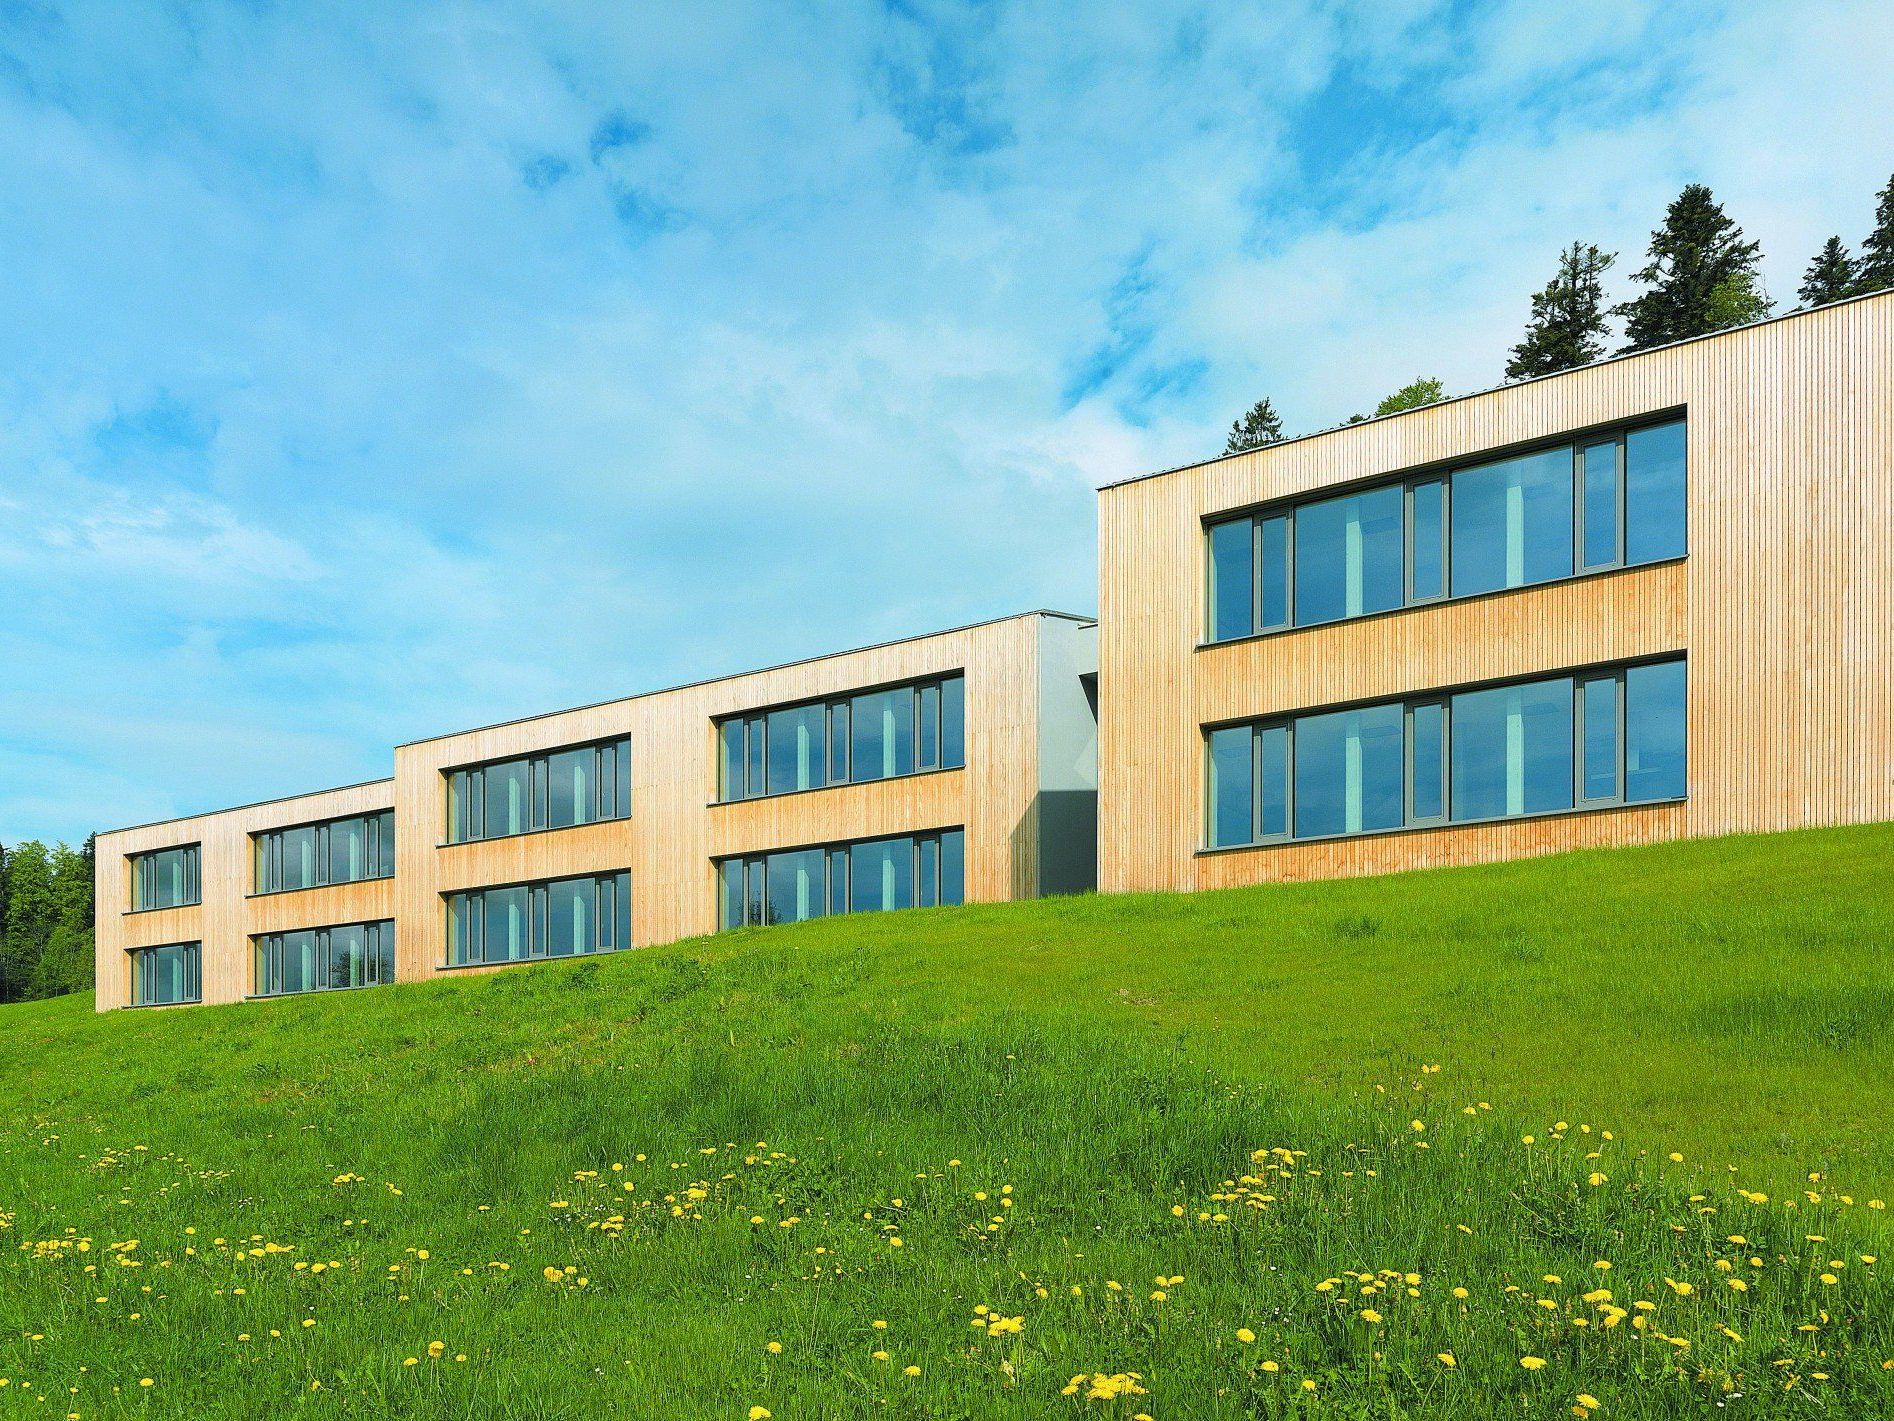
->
[255,920,395,997]
[718,828,964,930]
[1206,657,1686,849]
[445,871,631,966]
[131,941,200,1005]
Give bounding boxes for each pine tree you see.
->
[1616,184,1772,352]
[1506,243,1615,379]
[1372,377,1446,417]
[1223,398,1285,454]
[1797,237,1857,307]
[1854,172,1894,296]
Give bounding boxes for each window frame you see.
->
[1201,412,1686,645]
[128,843,201,913]
[713,673,967,805]
[252,918,396,998]
[252,810,396,895]
[128,940,201,1006]
[441,870,631,967]
[716,828,965,930]
[443,736,632,845]
[1201,656,1686,852]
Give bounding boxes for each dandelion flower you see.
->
[903,1365,921,1377]
[1520,1356,1547,1371]
[749,1408,771,1420]
[1438,1352,1456,1368]
[1236,1328,1255,1344]
[765,1341,782,1355]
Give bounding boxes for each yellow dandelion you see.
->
[903,1365,921,1377]
[1438,1352,1456,1368]
[765,1341,782,1355]
[1521,1356,1547,1371]
[1236,1327,1255,1344]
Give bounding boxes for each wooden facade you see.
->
[94,612,1097,1009]
[1098,291,1894,893]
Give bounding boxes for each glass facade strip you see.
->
[255,920,395,997]
[443,872,630,966]
[443,738,632,844]
[254,811,396,894]
[713,674,966,804]
[131,941,201,1005]
[716,829,965,930]
[1204,416,1687,642]
[130,844,201,911]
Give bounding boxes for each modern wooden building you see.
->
[94,611,1097,1009]
[1098,291,1894,894]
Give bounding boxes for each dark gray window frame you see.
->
[1202,413,1686,644]
[716,827,965,929]
[1202,655,1687,852]
[442,869,631,967]
[128,843,201,913]
[253,918,396,998]
[128,940,201,1006]
[443,736,631,845]
[252,810,396,895]
[714,673,966,805]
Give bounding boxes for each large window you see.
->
[255,920,395,997]
[446,738,631,844]
[254,811,394,893]
[130,942,200,1005]
[1205,658,1686,849]
[717,674,965,802]
[1204,416,1686,641]
[130,844,200,911]
[718,828,964,930]
[445,871,630,966]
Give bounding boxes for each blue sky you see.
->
[2,0,1890,846]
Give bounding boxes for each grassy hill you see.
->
[2,822,1893,1418]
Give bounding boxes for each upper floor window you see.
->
[717,828,964,930]
[1205,416,1686,641]
[131,941,200,1005]
[130,844,200,911]
[717,674,964,803]
[1205,657,1686,849]
[445,870,630,966]
[254,811,395,893]
[445,737,631,844]
[255,919,395,997]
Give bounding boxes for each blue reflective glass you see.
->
[1410,481,1445,600]
[1582,442,1620,569]
[1208,518,1254,640]
[1451,447,1574,596]
[764,848,826,925]
[1206,725,1254,847]
[1293,703,1405,838]
[483,886,530,962]
[1294,486,1405,625]
[1259,515,1289,629]
[939,831,965,906]
[1409,702,1445,820]
[849,838,913,913]
[940,676,965,767]
[718,859,747,930]
[766,704,826,795]
[1580,676,1620,800]
[1625,420,1687,564]
[1259,724,1289,838]
[1450,677,1574,821]
[718,720,747,801]
[546,877,595,956]
[1625,660,1687,801]
[483,760,530,838]
[850,688,915,782]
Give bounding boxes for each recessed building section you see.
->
[1099,292,1894,892]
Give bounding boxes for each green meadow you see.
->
[2,822,1893,1418]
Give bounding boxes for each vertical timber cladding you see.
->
[392,612,1084,981]
[92,779,397,1011]
[1096,292,1894,894]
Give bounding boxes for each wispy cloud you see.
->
[0,0,1889,843]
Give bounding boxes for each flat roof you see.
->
[97,609,1096,836]
[1100,286,1894,494]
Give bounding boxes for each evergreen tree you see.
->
[1854,172,1894,296]
[1506,243,1616,379]
[1223,398,1285,455]
[0,839,96,1002]
[1373,377,1446,417]
[1616,184,1772,352]
[1798,237,1858,307]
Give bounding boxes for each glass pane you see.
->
[1410,481,1445,600]
[546,747,596,828]
[850,688,915,782]
[482,760,530,839]
[1450,446,1575,596]
[275,929,317,995]
[1259,725,1289,839]
[718,720,747,801]
[718,859,747,930]
[1293,703,1405,838]
[1409,702,1445,821]
[1259,516,1290,629]
[1206,726,1254,848]
[1580,677,1620,800]
[764,849,826,925]
[377,811,396,876]
[1625,660,1687,802]
[940,832,965,906]
[328,924,367,988]
[1294,485,1405,625]
[447,893,474,965]
[1581,442,1620,569]
[482,886,530,962]
[918,836,940,906]
[1625,419,1687,564]
[614,872,631,950]
[1451,677,1575,821]
[135,943,199,1005]
[917,684,941,770]
[376,922,396,981]
[614,740,632,815]
[766,704,827,795]
[940,676,965,767]
[1207,517,1254,640]
[279,827,319,891]
[448,770,473,842]
[849,837,913,913]
[546,877,595,956]
[330,817,367,884]
[828,849,848,916]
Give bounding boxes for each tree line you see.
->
[0,837,96,1003]
[1224,173,1894,454]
